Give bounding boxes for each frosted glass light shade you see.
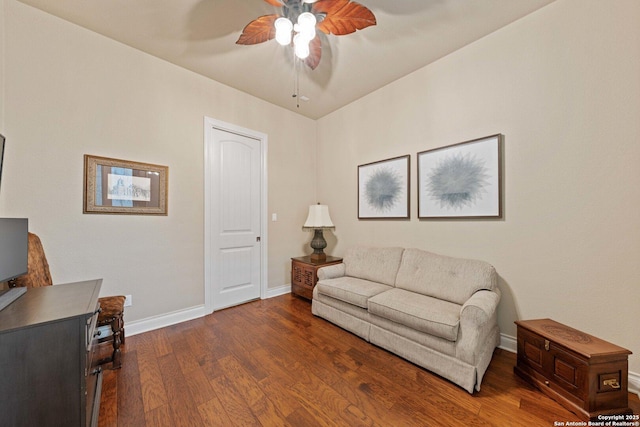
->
[297,12,317,40]
[293,34,310,59]
[274,17,293,45]
[302,204,335,230]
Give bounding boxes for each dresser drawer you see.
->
[85,302,101,376]
[85,302,100,351]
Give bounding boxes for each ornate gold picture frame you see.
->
[83,155,168,215]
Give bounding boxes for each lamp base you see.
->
[309,229,328,263]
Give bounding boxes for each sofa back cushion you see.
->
[395,248,497,304]
[344,246,405,287]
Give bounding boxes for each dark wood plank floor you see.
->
[99,294,640,426]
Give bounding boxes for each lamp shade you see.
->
[302,204,335,230]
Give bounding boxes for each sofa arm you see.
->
[460,289,500,325]
[456,289,501,365]
[317,263,346,280]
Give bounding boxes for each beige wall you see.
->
[317,0,640,373]
[2,0,639,376]
[0,1,4,129]
[0,0,316,320]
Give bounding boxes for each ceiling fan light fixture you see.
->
[274,17,293,45]
[296,12,317,41]
[237,0,377,71]
[293,33,310,59]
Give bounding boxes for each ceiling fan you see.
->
[236,0,377,70]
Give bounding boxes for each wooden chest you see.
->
[514,319,632,420]
[291,256,342,300]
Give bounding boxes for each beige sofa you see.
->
[311,246,501,393]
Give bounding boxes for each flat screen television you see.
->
[0,218,29,311]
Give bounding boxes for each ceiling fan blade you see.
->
[236,14,279,45]
[305,37,322,70]
[263,0,285,6]
[313,0,376,35]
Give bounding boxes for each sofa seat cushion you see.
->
[316,277,393,309]
[367,288,461,341]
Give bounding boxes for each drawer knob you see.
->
[544,380,550,386]
[544,339,550,351]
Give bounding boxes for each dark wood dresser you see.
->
[291,256,342,300]
[0,279,103,427]
[514,318,632,420]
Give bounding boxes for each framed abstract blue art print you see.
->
[418,134,503,219]
[358,155,410,219]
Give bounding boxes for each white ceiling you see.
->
[17,0,555,119]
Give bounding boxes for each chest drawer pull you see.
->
[544,339,550,351]
[603,379,620,389]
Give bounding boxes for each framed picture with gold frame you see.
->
[83,155,168,215]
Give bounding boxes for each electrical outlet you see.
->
[124,295,132,307]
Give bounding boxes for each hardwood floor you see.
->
[99,294,640,426]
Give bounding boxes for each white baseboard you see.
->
[126,285,292,337]
[126,305,207,337]
[500,333,640,398]
[629,371,640,399]
[265,284,291,299]
[499,332,518,353]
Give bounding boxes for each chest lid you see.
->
[515,318,631,361]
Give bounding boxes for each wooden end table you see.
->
[291,256,342,300]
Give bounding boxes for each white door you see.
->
[204,118,267,312]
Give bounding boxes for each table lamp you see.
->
[302,204,335,262]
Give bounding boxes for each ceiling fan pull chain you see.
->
[293,56,300,109]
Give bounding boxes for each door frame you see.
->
[203,116,268,314]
